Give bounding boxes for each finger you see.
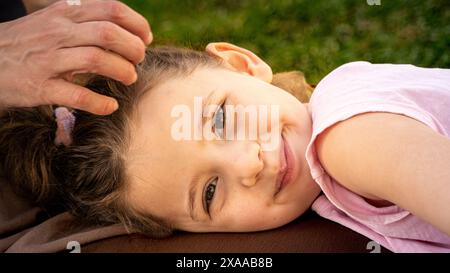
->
[54,47,137,85]
[64,21,146,65]
[52,0,152,45]
[44,79,119,116]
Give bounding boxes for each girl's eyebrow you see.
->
[200,89,221,124]
[201,90,216,112]
[188,174,201,222]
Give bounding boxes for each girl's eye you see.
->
[213,102,226,139]
[203,177,217,214]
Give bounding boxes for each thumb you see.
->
[45,79,119,115]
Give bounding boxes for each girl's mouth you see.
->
[275,134,296,196]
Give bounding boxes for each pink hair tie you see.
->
[54,106,76,146]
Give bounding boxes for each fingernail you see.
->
[146,31,153,45]
[111,99,119,112]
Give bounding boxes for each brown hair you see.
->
[0,46,313,237]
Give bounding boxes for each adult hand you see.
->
[0,0,152,115]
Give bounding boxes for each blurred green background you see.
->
[122,0,449,84]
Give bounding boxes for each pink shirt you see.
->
[305,61,450,253]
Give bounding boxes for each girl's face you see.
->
[126,44,321,233]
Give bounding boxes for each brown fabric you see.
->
[0,177,390,253]
[82,210,388,253]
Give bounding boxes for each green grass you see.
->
[122,0,449,84]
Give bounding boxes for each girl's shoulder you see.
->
[314,111,450,237]
[309,61,450,136]
[318,61,449,86]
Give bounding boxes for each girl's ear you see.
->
[205,42,273,83]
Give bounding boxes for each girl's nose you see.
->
[240,177,257,187]
[228,141,263,187]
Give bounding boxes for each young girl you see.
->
[0,43,449,252]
